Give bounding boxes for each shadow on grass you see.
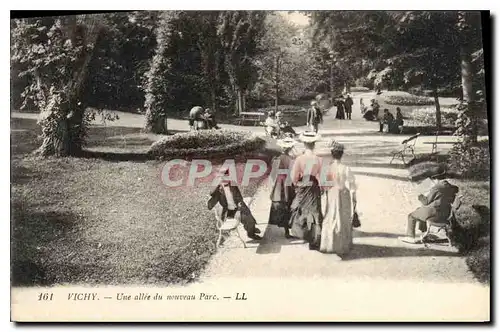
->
[11,200,82,286]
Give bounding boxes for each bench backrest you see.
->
[401,133,421,145]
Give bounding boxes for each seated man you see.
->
[207,167,262,240]
[380,109,395,132]
[264,111,280,137]
[202,108,220,129]
[399,180,459,244]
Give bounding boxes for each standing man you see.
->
[344,94,354,120]
[307,101,323,133]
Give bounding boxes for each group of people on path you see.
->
[264,111,297,138]
[268,132,358,257]
[333,95,354,120]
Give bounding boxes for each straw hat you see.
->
[277,137,296,149]
[299,131,320,143]
[310,100,317,106]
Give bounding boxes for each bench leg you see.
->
[235,227,247,248]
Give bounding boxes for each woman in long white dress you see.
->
[320,140,357,256]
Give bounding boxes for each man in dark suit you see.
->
[400,180,459,244]
[344,94,354,120]
[207,167,262,240]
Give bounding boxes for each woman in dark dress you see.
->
[335,98,346,120]
[268,137,296,238]
[288,132,324,250]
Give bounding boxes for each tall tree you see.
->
[218,11,266,115]
[143,11,180,134]
[12,14,104,156]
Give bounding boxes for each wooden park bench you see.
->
[237,112,265,126]
[422,131,458,154]
[390,133,421,165]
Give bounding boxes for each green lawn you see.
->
[11,116,271,286]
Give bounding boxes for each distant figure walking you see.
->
[335,97,346,120]
[344,94,353,120]
[307,101,323,133]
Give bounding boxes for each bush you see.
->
[384,94,435,106]
[410,107,458,127]
[148,129,266,159]
[355,77,374,90]
[448,141,490,180]
[408,161,447,181]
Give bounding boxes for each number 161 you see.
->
[38,293,53,301]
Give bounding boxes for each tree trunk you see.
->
[275,55,279,114]
[35,15,102,157]
[237,89,244,115]
[432,87,442,131]
[461,47,477,144]
[329,62,334,103]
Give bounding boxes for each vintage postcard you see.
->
[10,9,491,322]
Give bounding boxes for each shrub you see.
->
[448,141,490,180]
[410,107,458,127]
[355,77,374,89]
[408,161,447,181]
[384,94,435,106]
[148,129,265,159]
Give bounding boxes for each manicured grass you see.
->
[11,115,273,286]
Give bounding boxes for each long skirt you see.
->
[320,187,353,255]
[288,179,323,249]
[268,202,291,228]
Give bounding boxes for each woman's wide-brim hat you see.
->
[299,131,320,143]
[277,137,296,149]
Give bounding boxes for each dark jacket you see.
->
[410,180,459,223]
[208,183,256,234]
[345,97,353,112]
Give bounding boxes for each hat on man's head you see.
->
[299,131,320,143]
[310,100,317,106]
[328,139,344,153]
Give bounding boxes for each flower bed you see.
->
[409,106,459,127]
[383,91,435,106]
[148,129,266,160]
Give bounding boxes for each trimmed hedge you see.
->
[148,129,266,160]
